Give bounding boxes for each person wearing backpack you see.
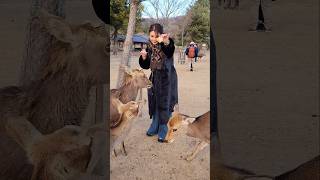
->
[185,42,196,71]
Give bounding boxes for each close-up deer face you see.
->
[130,69,152,89]
[39,10,109,84]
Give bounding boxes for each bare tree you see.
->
[143,0,189,27]
[143,0,161,23]
[116,0,141,88]
[180,9,193,46]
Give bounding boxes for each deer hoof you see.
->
[122,144,127,156]
[185,154,194,162]
[122,142,128,156]
[113,149,118,157]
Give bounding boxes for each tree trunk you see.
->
[113,29,118,55]
[19,0,65,87]
[181,26,184,47]
[116,0,139,88]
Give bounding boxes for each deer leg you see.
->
[122,141,127,156]
[138,88,143,117]
[185,141,208,161]
[113,149,117,157]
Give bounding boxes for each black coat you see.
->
[139,38,178,124]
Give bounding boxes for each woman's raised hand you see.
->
[140,49,147,60]
[157,33,170,44]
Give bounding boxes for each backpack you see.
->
[188,46,195,58]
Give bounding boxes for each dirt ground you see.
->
[110,52,210,180]
[0,0,318,180]
[0,1,211,179]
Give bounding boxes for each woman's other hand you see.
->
[140,49,147,60]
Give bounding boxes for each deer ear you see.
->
[125,68,134,77]
[119,65,132,76]
[39,9,76,45]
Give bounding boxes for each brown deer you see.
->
[109,67,150,156]
[165,111,184,143]
[182,111,210,161]
[0,9,109,179]
[110,68,151,125]
[3,115,107,180]
[182,111,319,179]
[111,67,152,104]
[164,104,189,143]
[181,111,274,179]
[110,91,145,156]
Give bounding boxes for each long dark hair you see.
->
[149,23,163,35]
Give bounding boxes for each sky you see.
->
[141,0,196,18]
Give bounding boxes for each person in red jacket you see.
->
[185,42,197,71]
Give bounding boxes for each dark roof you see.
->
[113,34,149,43]
[112,34,125,41]
[132,34,149,43]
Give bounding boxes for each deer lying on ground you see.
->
[0,9,109,179]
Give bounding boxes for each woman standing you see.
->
[139,23,178,143]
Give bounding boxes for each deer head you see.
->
[121,66,152,89]
[38,9,109,84]
[4,116,105,180]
